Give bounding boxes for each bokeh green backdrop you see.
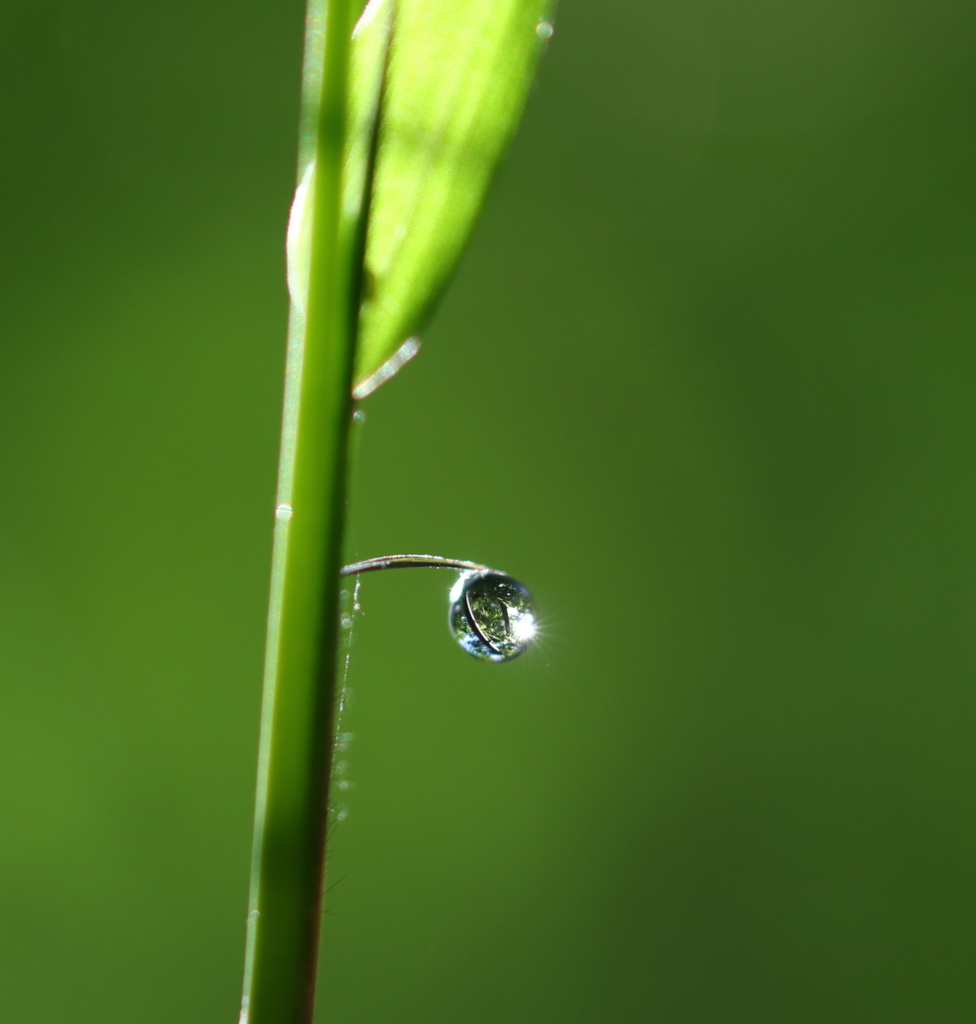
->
[3,1,976,1021]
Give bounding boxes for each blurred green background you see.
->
[3,0,976,1021]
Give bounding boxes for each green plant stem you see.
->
[240,0,358,1020]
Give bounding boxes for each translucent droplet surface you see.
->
[449,570,537,663]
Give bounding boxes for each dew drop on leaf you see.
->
[449,570,537,663]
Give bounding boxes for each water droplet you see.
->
[449,570,537,663]
[340,614,353,630]
[536,19,554,40]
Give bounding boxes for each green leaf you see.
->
[355,0,552,388]
[288,0,552,392]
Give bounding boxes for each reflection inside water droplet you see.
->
[449,570,537,663]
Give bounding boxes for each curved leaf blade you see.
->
[354,0,552,388]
